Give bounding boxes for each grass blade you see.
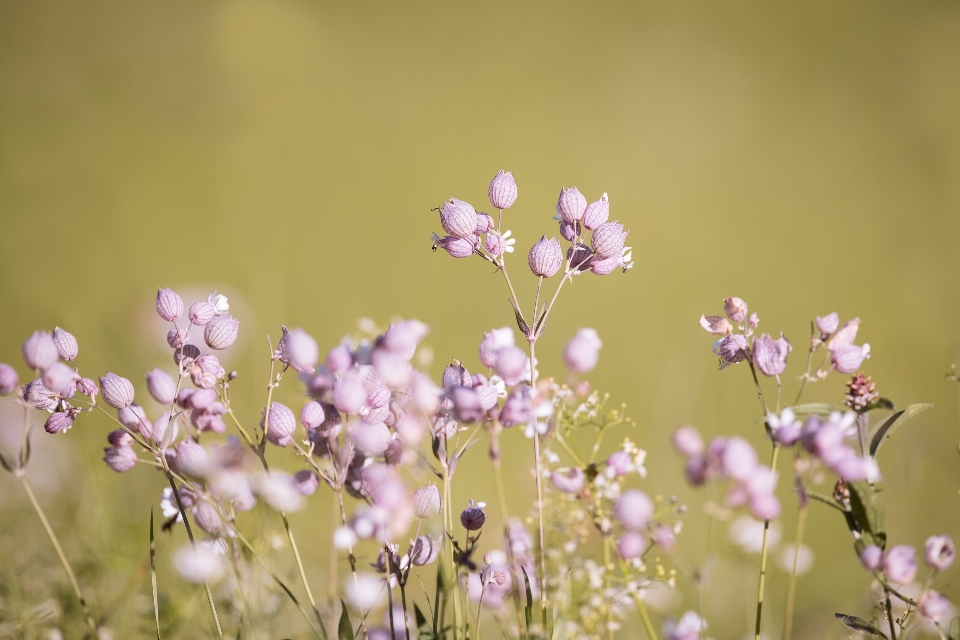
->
[338,600,354,640]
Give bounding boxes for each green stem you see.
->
[782,505,807,640]
[884,588,897,640]
[490,430,527,638]
[528,341,548,624]
[753,444,780,640]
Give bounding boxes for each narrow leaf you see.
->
[150,508,161,640]
[0,446,16,473]
[834,613,887,637]
[20,428,33,468]
[948,615,960,640]
[791,403,847,417]
[414,604,432,640]
[807,491,845,513]
[338,601,354,640]
[508,298,530,336]
[869,403,935,457]
[521,566,533,634]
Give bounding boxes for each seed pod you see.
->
[188,301,217,326]
[99,373,135,409]
[52,327,79,361]
[42,362,78,395]
[413,483,442,518]
[44,412,74,434]
[193,501,225,536]
[439,198,479,238]
[527,236,563,278]
[410,535,441,566]
[264,402,296,447]
[460,501,486,531]
[23,331,58,371]
[556,187,587,223]
[300,401,326,430]
[435,234,479,258]
[156,288,184,322]
[488,170,518,210]
[292,469,320,496]
[582,193,610,230]
[176,440,209,478]
[590,221,627,259]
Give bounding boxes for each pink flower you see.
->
[723,297,748,323]
[563,328,602,372]
[439,198,478,238]
[528,236,563,277]
[924,535,955,571]
[753,333,791,377]
[488,170,518,209]
[556,187,587,223]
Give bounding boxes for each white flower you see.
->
[333,526,358,550]
[255,471,304,513]
[620,246,634,271]
[345,572,386,611]
[776,544,814,575]
[501,230,516,254]
[173,545,224,584]
[729,516,781,554]
[208,291,229,315]
[160,488,183,521]
[664,610,706,640]
[487,375,508,398]
[524,400,554,439]
[200,539,229,556]
[766,408,800,433]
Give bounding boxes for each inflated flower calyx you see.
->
[582,193,610,230]
[193,501,225,537]
[439,198,479,238]
[277,326,318,375]
[556,187,587,223]
[103,446,137,472]
[527,236,563,278]
[23,380,58,410]
[460,500,486,531]
[410,535,441,566]
[52,327,78,361]
[264,402,296,447]
[723,297,748,323]
[43,362,78,395]
[590,221,628,259]
[23,331,58,371]
[816,312,839,339]
[175,440,208,478]
[44,412,74,434]
[188,301,216,326]
[156,288,183,322]
[293,469,320,496]
[204,314,240,350]
[413,483,441,518]
[753,333,791,377]
[488,169,518,210]
[434,233,479,258]
[99,373,135,408]
[300,401,326,430]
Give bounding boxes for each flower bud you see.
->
[494,345,526,382]
[264,402,296,447]
[204,314,239,350]
[651,524,676,551]
[614,490,653,531]
[559,220,580,242]
[563,328,602,373]
[860,545,883,571]
[333,373,368,415]
[882,545,918,584]
[721,437,757,481]
[300,401,326,430]
[918,591,950,620]
[672,425,704,458]
[617,531,646,559]
[108,429,132,447]
[460,501,486,531]
[723,297,748,323]
[176,440,209,478]
[99,373,135,408]
[193,501,225,536]
[589,254,620,275]
[699,315,733,336]
[350,422,392,455]
[42,362,77,395]
[278,327,318,374]
[188,301,217,326]
[442,363,471,389]
[104,446,137,472]
[145,369,177,405]
[435,234,479,258]
[556,187,587,223]
[582,193,610,230]
[22,380,57,410]
[550,468,585,494]
[440,198,479,238]
[924,535,955,572]
[484,231,506,257]
[748,494,781,520]
[23,331,58,371]
[0,364,19,395]
[76,377,98,397]
[44,412,74,434]
[488,170,518,209]
[527,236,563,278]
[52,327,78,361]
[832,344,870,374]
[590,222,627,259]
[753,333,791,377]
[118,403,150,433]
[816,312,839,339]
[410,535,441,566]
[605,450,632,476]
[156,288,183,322]
[167,328,188,349]
[327,344,354,375]
[293,469,320,496]
[475,212,494,234]
[413,483,442,518]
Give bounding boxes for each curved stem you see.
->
[782,505,807,640]
[753,444,780,640]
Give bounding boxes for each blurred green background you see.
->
[2,1,959,638]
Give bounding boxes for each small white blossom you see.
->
[208,291,230,314]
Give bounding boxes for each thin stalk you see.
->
[536,277,567,335]
[490,430,527,638]
[329,497,340,612]
[528,341,548,622]
[782,505,807,640]
[338,488,370,640]
[386,552,397,640]
[442,459,463,640]
[793,323,817,405]
[499,260,525,325]
[747,361,768,416]
[884,588,897,640]
[476,584,486,640]
[753,443,780,640]
[228,538,254,637]
[400,583,413,640]
[533,276,543,325]
[607,539,658,640]
[19,475,98,634]
[603,542,614,640]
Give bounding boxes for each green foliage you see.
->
[869,403,935,457]
[834,613,887,637]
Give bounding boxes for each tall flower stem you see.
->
[753,443,780,640]
[527,340,548,623]
[337,488,370,640]
[782,504,807,640]
[442,455,464,640]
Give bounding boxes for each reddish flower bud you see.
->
[52,327,78,361]
[723,297,748,323]
[188,301,217,326]
[204,314,239,350]
[563,328,601,372]
[44,412,74,434]
[0,364,18,395]
[293,469,319,496]
[528,236,563,278]
[413,483,442,518]
[104,446,137,472]
[614,490,653,531]
[488,170,518,209]
[556,187,587,223]
[156,288,183,322]
[23,331,58,371]
[440,198,479,238]
[582,193,610,230]
[99,373,135,408]
[590,221,627,259]
[264,402,296,447]
[42,362,77,395]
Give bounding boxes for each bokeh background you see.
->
[1,1,959,638]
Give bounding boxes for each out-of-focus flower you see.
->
[479,328,515,369]
[413,483,441,518]
[204,314,239,350]
[52,327,78,361]
[99,373,135,408]
[563,328,602,372]
[550,468,585,494]
[672,425,704,458]
[860,545,883,571]
[699,315,732,336]
[651,524,676,551]
[256,471,304,513]
[663,610,707,640]
[488,170,518,209]
[753,333,791,377]
[776,544,814,575]
[721,437,757,482]
[723,297,748,323]
[146,369,177,405]
[333,372,368,415]
[556,187,587,223]
[528,236,563,278]
[277,326,318,375]
[582,193,610,230]
[729,516,781,554]
[345,572,386,611]
[293,469,320,496]
[42,362,77,395]
[816,312,839,339]
[883,545,918,584]
[173,545,225,584]
[924,535,955,572]
[176,440,208,478]
[614,490,653,531]
[23,331,58,371]
[617,531,646,559]
[264,402,296,447]
[918,591,951,620]
[193,501,225,536]
[103,445,137,472]
[766,409,801,446]
[0,364,18,395]
[156,288,183,322]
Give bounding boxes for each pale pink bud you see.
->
[528,236,563,277]
[410,535,441,566]
[204,314,239,350]
[748,312,760,328]
[550,468,585,494]
[582,193,610,230]
[556,187,587,223]
[187,388,217,410]
[300,401,326,430]
[326,344,354,375]
[590,221,627,259]
[193,501,225,536]
[559,220,580,242]
[488,170,518,209]
[749,494,781,520]
[479,328,514,368]
[382,320,430,355]
[672,425,704,458]
[475,212,494,234]
[278,326,318,374]
[722,437,758,481]
[23,380,57,410]
[617,531,646,559]
[832,344,870,374]
[118,403,150,433]
[563,328,602,372]
[614,490,653,531]
[924,535,955,571]
[23,331,58,371]
[104,446,137,472]
[440,198,479,238]
[156,288,183,322]
[651,525,676,551]
[413,483,442,518]
[293,469,320,496]
[0,364,18,395]
[699,315,733,335]
[146,369,177,405]
[333,373,367,415]
[264,402,296,447]
[190,354,224,389]
[494,345,526,381]
[188,301,217,326]
[723,297,748,323]
[175,440,208,478]
[484,231,506,257]
[816,312,839,339]
[860,545,883,571]
[460,502,486,531]
[77,377,98,397]
[52,327,78,361]
[827,318,861,352]
[918,592,950,620]
[351,422,391,455]
[753,333,791,377]
[435,233,479,258]
[442,363,471,389]
[166,328,188,349]
[883,545,918,584]
[107,429,133,447]
[42,362,77,395]
[589,254,619,275]
[44,412,74,434]
[99,373,135,408]
[605,450,632,476]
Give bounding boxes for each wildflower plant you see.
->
[0,170,957,640]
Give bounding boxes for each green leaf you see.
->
[869,403,935,457]
[834,613,887,637]
[949,615,960,640]
[338,601,353,640]
[863,397,895,412]
[150,508,161,640]
[848,482,886,549]
[19,428,32,468]
[791,403,847,417]
[0,446,16,473]
[521,566,533,634]
[414,604,432,640]
[807,491,844,513]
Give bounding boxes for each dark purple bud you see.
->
[413,483,441,518]
[188,301,217,326]
[716,334,748,364]
[166,328,188,349]
[556,187,587,223]
[156,288,183,322]
[582,193,610,230]
[146,369,176,405]
[104,446,137,473]
[488,170,518,210]
[204,314,239,350]
[563,328,601,372]
[723,297,748,323]
[52,327,78,361]
[0,364,18,395]
[42,362,77,395]
[293,469,320,496]
[326,344,354,375]
[816,312,839,340]
[550,468,585,494]
[528,236,563,277]
[672,425,704,458]
[76,377,98,398]
[440,198,479,238]
[460,502,486,531]
[617,531,646,559]
[44,412,74,434]
[99,373,135,408]
[590,221,627,259]
[614,490,653,531]
[174,344,201,367]
[566,243,593,272]
[753,333,790,377]
[23,331,58,371]
[924,535,955,571]
[264,402,296,447]
[559,220,580,242]
[435,234,479,258]
[107,429,132,447]
[300,401,326,430]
